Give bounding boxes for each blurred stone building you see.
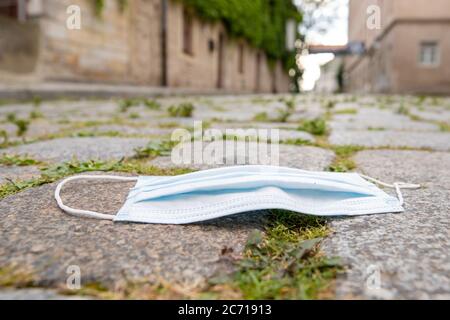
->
[315,57,343,94]
[346,0,450,94]
[0,0,292,93]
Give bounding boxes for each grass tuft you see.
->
[168,103,195,118]
[0,154,41,166]
[298,118,328,136]
[0,266,36,288]
[0,158,192,200]
[327,145,363,172]
[133,140,176,159]
[208,210,340,299]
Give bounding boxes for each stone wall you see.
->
[0,16,40,75]
[39,0,132,83]
[128,0,163,85]
[166,0,220,88]
[165,0,290,92]
[0,0,291,92]
[346,0,450,94]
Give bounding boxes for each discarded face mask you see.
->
[55,165,420,224]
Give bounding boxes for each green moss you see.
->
[0,266,36,288]
[129,112,140,119]
[438,122,450,132]
[118,98,140,112]
[334,108,357,115]
[323,100,336,110]
[0,154,42,166]
[274,107,293,123]
[251,97,272,105]
[0,130,8,147]
[396,103,409,115]
[326,145,364,173]
[30,110,44,119]
[0,158,192,200]
[284,97,296,110]
[298,118,328,136]
[327,158,356,173]
[74,130,122,138]
[158,121,180,129]
[368,127,386,131]
[209,210,340,299]
[144,99,161,110]
[168,103,195,118]
[6,113,16,122]
[32,95,42,108]
[133,140,176,159]
[93,0,105,17]
[6,113,30,136]
[117,0,128,13]
[253,112,270,122]
[332,145,364,158]
[283,138,312,146]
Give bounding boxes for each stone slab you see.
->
[151,142,334,171]
[0,173,268,289]
[1,137,149,163]
[330,108,440,132]
[323,150,450,299]
[0,288,90,300]
[0,165,41,184]
[72,125,173,137]
[329,130,450,151]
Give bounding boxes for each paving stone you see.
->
[0,288,90,300]
[329,130,450,151]
[151,142,334,170]
[1,94,449,299]
[330,108,440,131]
[72,124,173,137]
[0,165,41,184]
[0,123,17,137]
[211,122,299,130]
[0,103,33,119]
[207,124,314,143]
[0,173,269,288]
[322,150,450,299]
[288,109,325,122]
[25,120,71,139]
[1,137,149,163]
[409,108,450,124]
[1,120,70,142]
[39,101,119,121]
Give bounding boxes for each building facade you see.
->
[315,57,343,94]
[0,0,292,93]
[346,0,450,94]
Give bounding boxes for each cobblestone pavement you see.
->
[0,94,449,299]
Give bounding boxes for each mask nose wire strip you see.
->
[359,174,421,206]
[54,175,138,220]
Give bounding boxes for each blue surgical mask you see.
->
[55,165,420,224]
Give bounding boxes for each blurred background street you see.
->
[0,0,449,300]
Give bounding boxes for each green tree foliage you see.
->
[179,0,302,61]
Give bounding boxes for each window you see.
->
[238,44,244,74]
[0,0,18,19]
[182,8,193,55]
[419,42,439,66]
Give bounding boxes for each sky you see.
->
[296,0,349,90]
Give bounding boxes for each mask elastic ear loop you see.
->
[359,174,421,206]
[55,175,138,220]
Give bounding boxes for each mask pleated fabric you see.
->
[54,165,420,224]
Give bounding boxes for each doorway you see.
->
[255,52,261,92]
[217,32,225,89]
